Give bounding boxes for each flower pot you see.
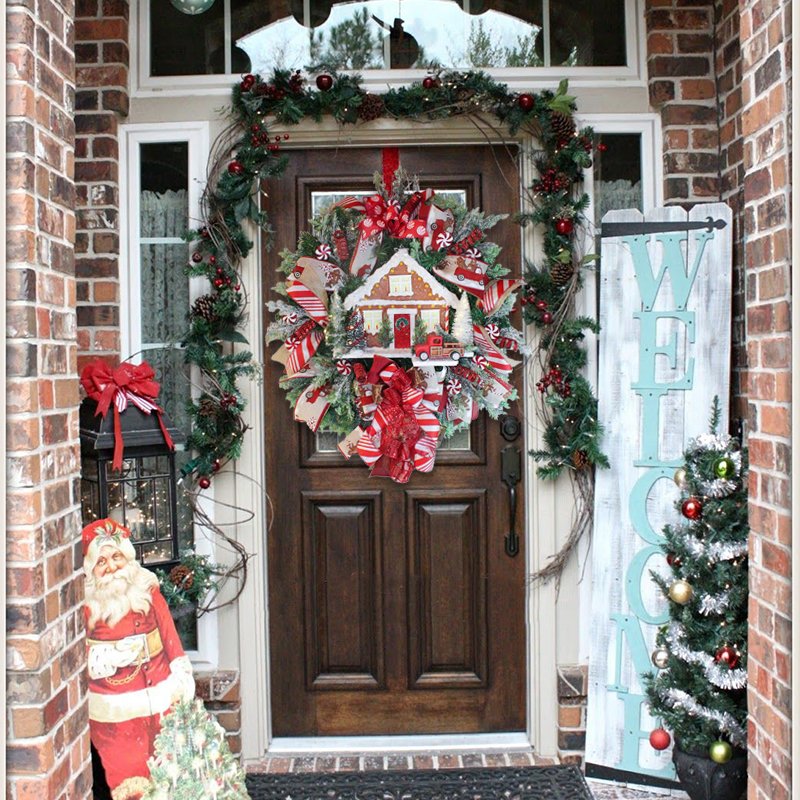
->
[171,602,199,651]
[672,745,747,800]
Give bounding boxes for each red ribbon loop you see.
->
[80,359,175,471]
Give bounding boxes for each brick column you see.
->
[75,0,129,370]
[738,0,792,797]
[6,2,91,798]
[644,0,720,204]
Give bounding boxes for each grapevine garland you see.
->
[183,67,608,576]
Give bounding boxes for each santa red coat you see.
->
[86,586,193,800]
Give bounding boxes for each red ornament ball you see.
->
[198,476,211,490]
[541,312,553,324]
[597,142,608,152]
[316,73,333,91]
[666,552,682,568]
[228,160,245,175]
[517,93,534,112]
[649,728,671,751]
[212,459,222,473]
[213,278,224,288]
[714,645,740,669]
[555,218,574,236]
[240,74,255,91]
[191,251,203,263]
[422,75,439,90]
[535,299,548,310]
[681,497,703,520]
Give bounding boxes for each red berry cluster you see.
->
[220,393,238,410]
[254,82,286,100]
[536,367,571,397]
[533,168,570,195]
[250,123,289,152]
[213,266,240,292]
[288,69,305,94]
[578,135,593,153]
[520,290,553,324]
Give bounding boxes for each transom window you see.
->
[147,0,629,79]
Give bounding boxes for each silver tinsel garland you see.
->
[684,538,748,564]
[660,687,747,748]
[666,623,747,691]
[697,590,731,616]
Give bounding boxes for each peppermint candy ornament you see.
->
[485,323,501,341]
[473,354,489,369]
[282,311,298,324]
[336,359,353,375]
[464,247,482,259]
[446,378,462,396]
[434,231,454,250]
[315,243,332,260]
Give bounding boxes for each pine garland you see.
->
[184,68,607,580]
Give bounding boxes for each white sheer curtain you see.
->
[597,179,642,221]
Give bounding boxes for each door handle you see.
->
[501,445,521,558]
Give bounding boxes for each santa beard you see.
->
[85,560,159,631]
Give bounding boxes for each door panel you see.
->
[264,146,526,736]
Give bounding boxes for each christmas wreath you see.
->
[266,175,525,483]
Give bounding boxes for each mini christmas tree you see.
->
[326,291,348,356]
[414,314,429,345]
[344,308,366,350]
[451,292,473,345]
[644,399,748,766]
[377,315,393,348]
[142,699,250,800]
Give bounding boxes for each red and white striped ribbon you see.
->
[472,325,514,374]
[115,390,158,414]
[478,279,522,316]
[286,281,328,327]
[285,328,324,377]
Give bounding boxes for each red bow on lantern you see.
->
[80,359,175,470]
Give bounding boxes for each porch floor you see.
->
[245,752,689,798]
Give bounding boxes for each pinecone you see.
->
[358,93,385,122]
[572,450,590,470]
[550,261,575,286]
[198,398,219,417]
[192,294,218,323]
[169,564,195,590]
[550,111,576,142]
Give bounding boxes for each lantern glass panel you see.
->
[106,456,179,566]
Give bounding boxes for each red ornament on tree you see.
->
[191,251,203,263]
[422,76,438,90]
[517,93,534,112]
[541,312,553,324]
[649,728,671,751]
[666,552,682,568]
[198,476,211,489]
[555,218,574,236]
[212,459,222,473]
[240,74,255,92]
[228,160,245,175]
[597,142,608,152]
[681,497,703,520]
[714,646,740,669]
[316,74,333,91]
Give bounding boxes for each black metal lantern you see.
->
[79,397,187,569]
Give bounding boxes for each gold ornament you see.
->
[674,467,688,489]
[708,740,733,764]
[651,647,669,669]
[668,579,694,605]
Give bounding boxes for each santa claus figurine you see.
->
[83,518,195,800]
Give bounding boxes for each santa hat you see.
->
[82,518,137,575]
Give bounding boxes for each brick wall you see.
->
[195,671,243,757]
[6,1,92,798]
[738,0,792,797]
[74,0,129,370]
[644,0,720,204]
[556,665,588,766]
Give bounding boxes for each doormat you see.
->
[245,765,594,799]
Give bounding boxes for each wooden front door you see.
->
[263,146,526,736]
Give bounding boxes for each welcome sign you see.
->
[585,204,732,785]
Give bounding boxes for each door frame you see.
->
[234,116,562,761]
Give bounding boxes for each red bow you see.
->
[80,359,174,470]
[359,192,429,241]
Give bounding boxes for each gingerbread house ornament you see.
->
[343,249,460,355]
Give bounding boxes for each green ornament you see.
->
[708,740,733,764]
[713,456,736,479]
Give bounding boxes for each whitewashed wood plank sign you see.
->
[585,204,733,786]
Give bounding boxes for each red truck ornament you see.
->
[414,333,467,362]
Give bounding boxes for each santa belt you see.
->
[86,629,163,661]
